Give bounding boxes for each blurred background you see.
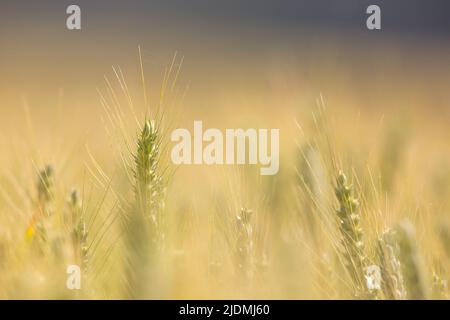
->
[2,1,450,171]
[1,0,450,111]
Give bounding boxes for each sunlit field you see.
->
[1,22,450,299]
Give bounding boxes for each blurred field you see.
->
[1,32,450,299]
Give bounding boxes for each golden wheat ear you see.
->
[377,230,406,300]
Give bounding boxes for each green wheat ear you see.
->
[134,120,165,232]
[124,119,166,298]
[335,171,368,297]
[396,221,429,300]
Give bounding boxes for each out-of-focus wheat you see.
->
[396,221,429,300]
[377,230,406,300]
[334,171,368,298]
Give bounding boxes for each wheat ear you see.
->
[335,171,368,297]
[68,189,88,272]
[124,120,165,298]
[377,230,406,299]
[235,207,254,279]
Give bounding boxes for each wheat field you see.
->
[1,42,450,300]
